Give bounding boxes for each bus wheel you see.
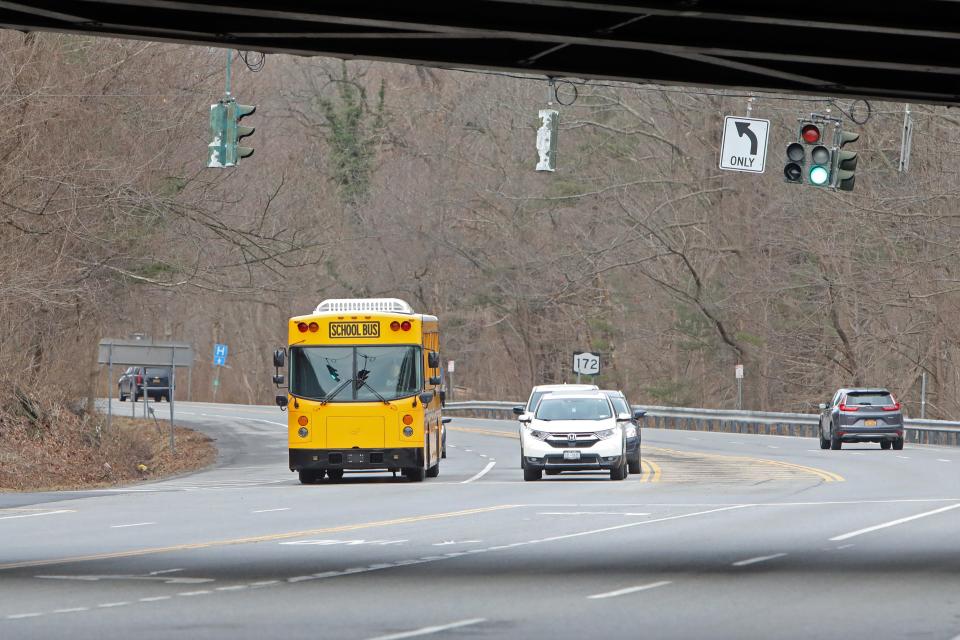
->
[404,467,425,482]
[426,459,440,478]
[327,469,344,481]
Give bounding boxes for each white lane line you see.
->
[537,512,651,516]
[178,591,211,597]
[937,459,952,463]
[461,461,496,484]
[896,456,910,459]
[767,446,779,449]
[364,618,487,640]
[587,581,671,600]
[249,580,280,587]
[148,568,183,575]
[199,413,286,427]
[836,544,855,550]
[732,553,787,567]
[464,449,473,452]
[479,454,488,458]
[0,510,74,521]
[215,585,248,591]
[97,602,129,608]
[54,607,88,613]
[7,612,43,619]
[110,522,155,528]
[830,503,960,541]
[139,596,171,602]
[252,508,290,513]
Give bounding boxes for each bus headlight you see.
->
[403,426,414,437]
[298,427,309,438]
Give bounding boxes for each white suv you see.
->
[512,383,599,418]
[519,392,629,481]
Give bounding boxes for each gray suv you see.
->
[818,388,904,450]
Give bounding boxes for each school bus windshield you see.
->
[290,345,421,402]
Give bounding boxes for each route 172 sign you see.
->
[719,115,769,174]
[573,352,600,376]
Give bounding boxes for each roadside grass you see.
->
[0,394,216,491]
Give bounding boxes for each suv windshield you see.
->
[607,395,629,414]
[845,392,894,406]
[290,346,421,402]
[535,397,613,421]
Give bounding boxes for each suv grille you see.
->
[545,432,599,448]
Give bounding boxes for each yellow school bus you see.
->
[274,298,443,483]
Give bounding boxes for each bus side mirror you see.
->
[275,394,288,409]
[428,352,440,369]
[419,391,435,405]
[439,389,446,406]
[273,349,286,368]
[429,376,441,386]
[273,374,285,386]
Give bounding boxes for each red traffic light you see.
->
[801,124,821,144]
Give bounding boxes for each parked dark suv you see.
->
[118,366,171,402]
[819,388,904,450]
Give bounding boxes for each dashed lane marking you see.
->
[364,618,487,640]
[587,581,671,600]
[732,553,787,567]
[0,504,520,571]
[830,503,960,541]
[0,510,74,521]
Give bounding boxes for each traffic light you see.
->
[784,142,804,183]
[833,131,859,191]
[225,102,256,166]
[809,142,831,187]
[207,101,228,168]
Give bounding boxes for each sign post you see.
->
[213,343,228,402]
[98,339,193,452]
[719,116,769,174]
[447,360,455,402]
[735,363,744,410]
[573,352,601,383]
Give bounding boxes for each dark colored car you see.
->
[601,389,644,474]
[118,366,171,402]
[818,388,904,450]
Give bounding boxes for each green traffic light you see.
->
[809,165,830,185]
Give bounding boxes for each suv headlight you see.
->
[525,427,549,441]
[624,426,637,439]
[595,428,616,440]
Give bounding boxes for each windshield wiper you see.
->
[320,378,355,405]
[357,379,391,405]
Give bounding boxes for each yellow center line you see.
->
[642,458,662,483]
[647,447,844,483]
[0,504,520,571]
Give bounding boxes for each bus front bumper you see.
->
[290,448,422,471]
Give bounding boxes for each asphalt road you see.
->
[2,400,960,640]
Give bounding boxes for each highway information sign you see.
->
[573,352,601,376]
[719,116,769,174]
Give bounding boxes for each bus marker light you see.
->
[298,427,308,438]
[308,322,319,332]
[298,415,309,426]
[403,426,414,437]
[297,322,308,333]
[401,321,412,331]
[390,321,400,331]
[402,414,414,425]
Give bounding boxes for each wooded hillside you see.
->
[3,32,959,417]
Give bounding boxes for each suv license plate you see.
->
[563,450,581,460]
[864,419,877,427]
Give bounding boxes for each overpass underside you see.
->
[2,2,959,105]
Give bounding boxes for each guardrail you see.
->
[443,401,960,447]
